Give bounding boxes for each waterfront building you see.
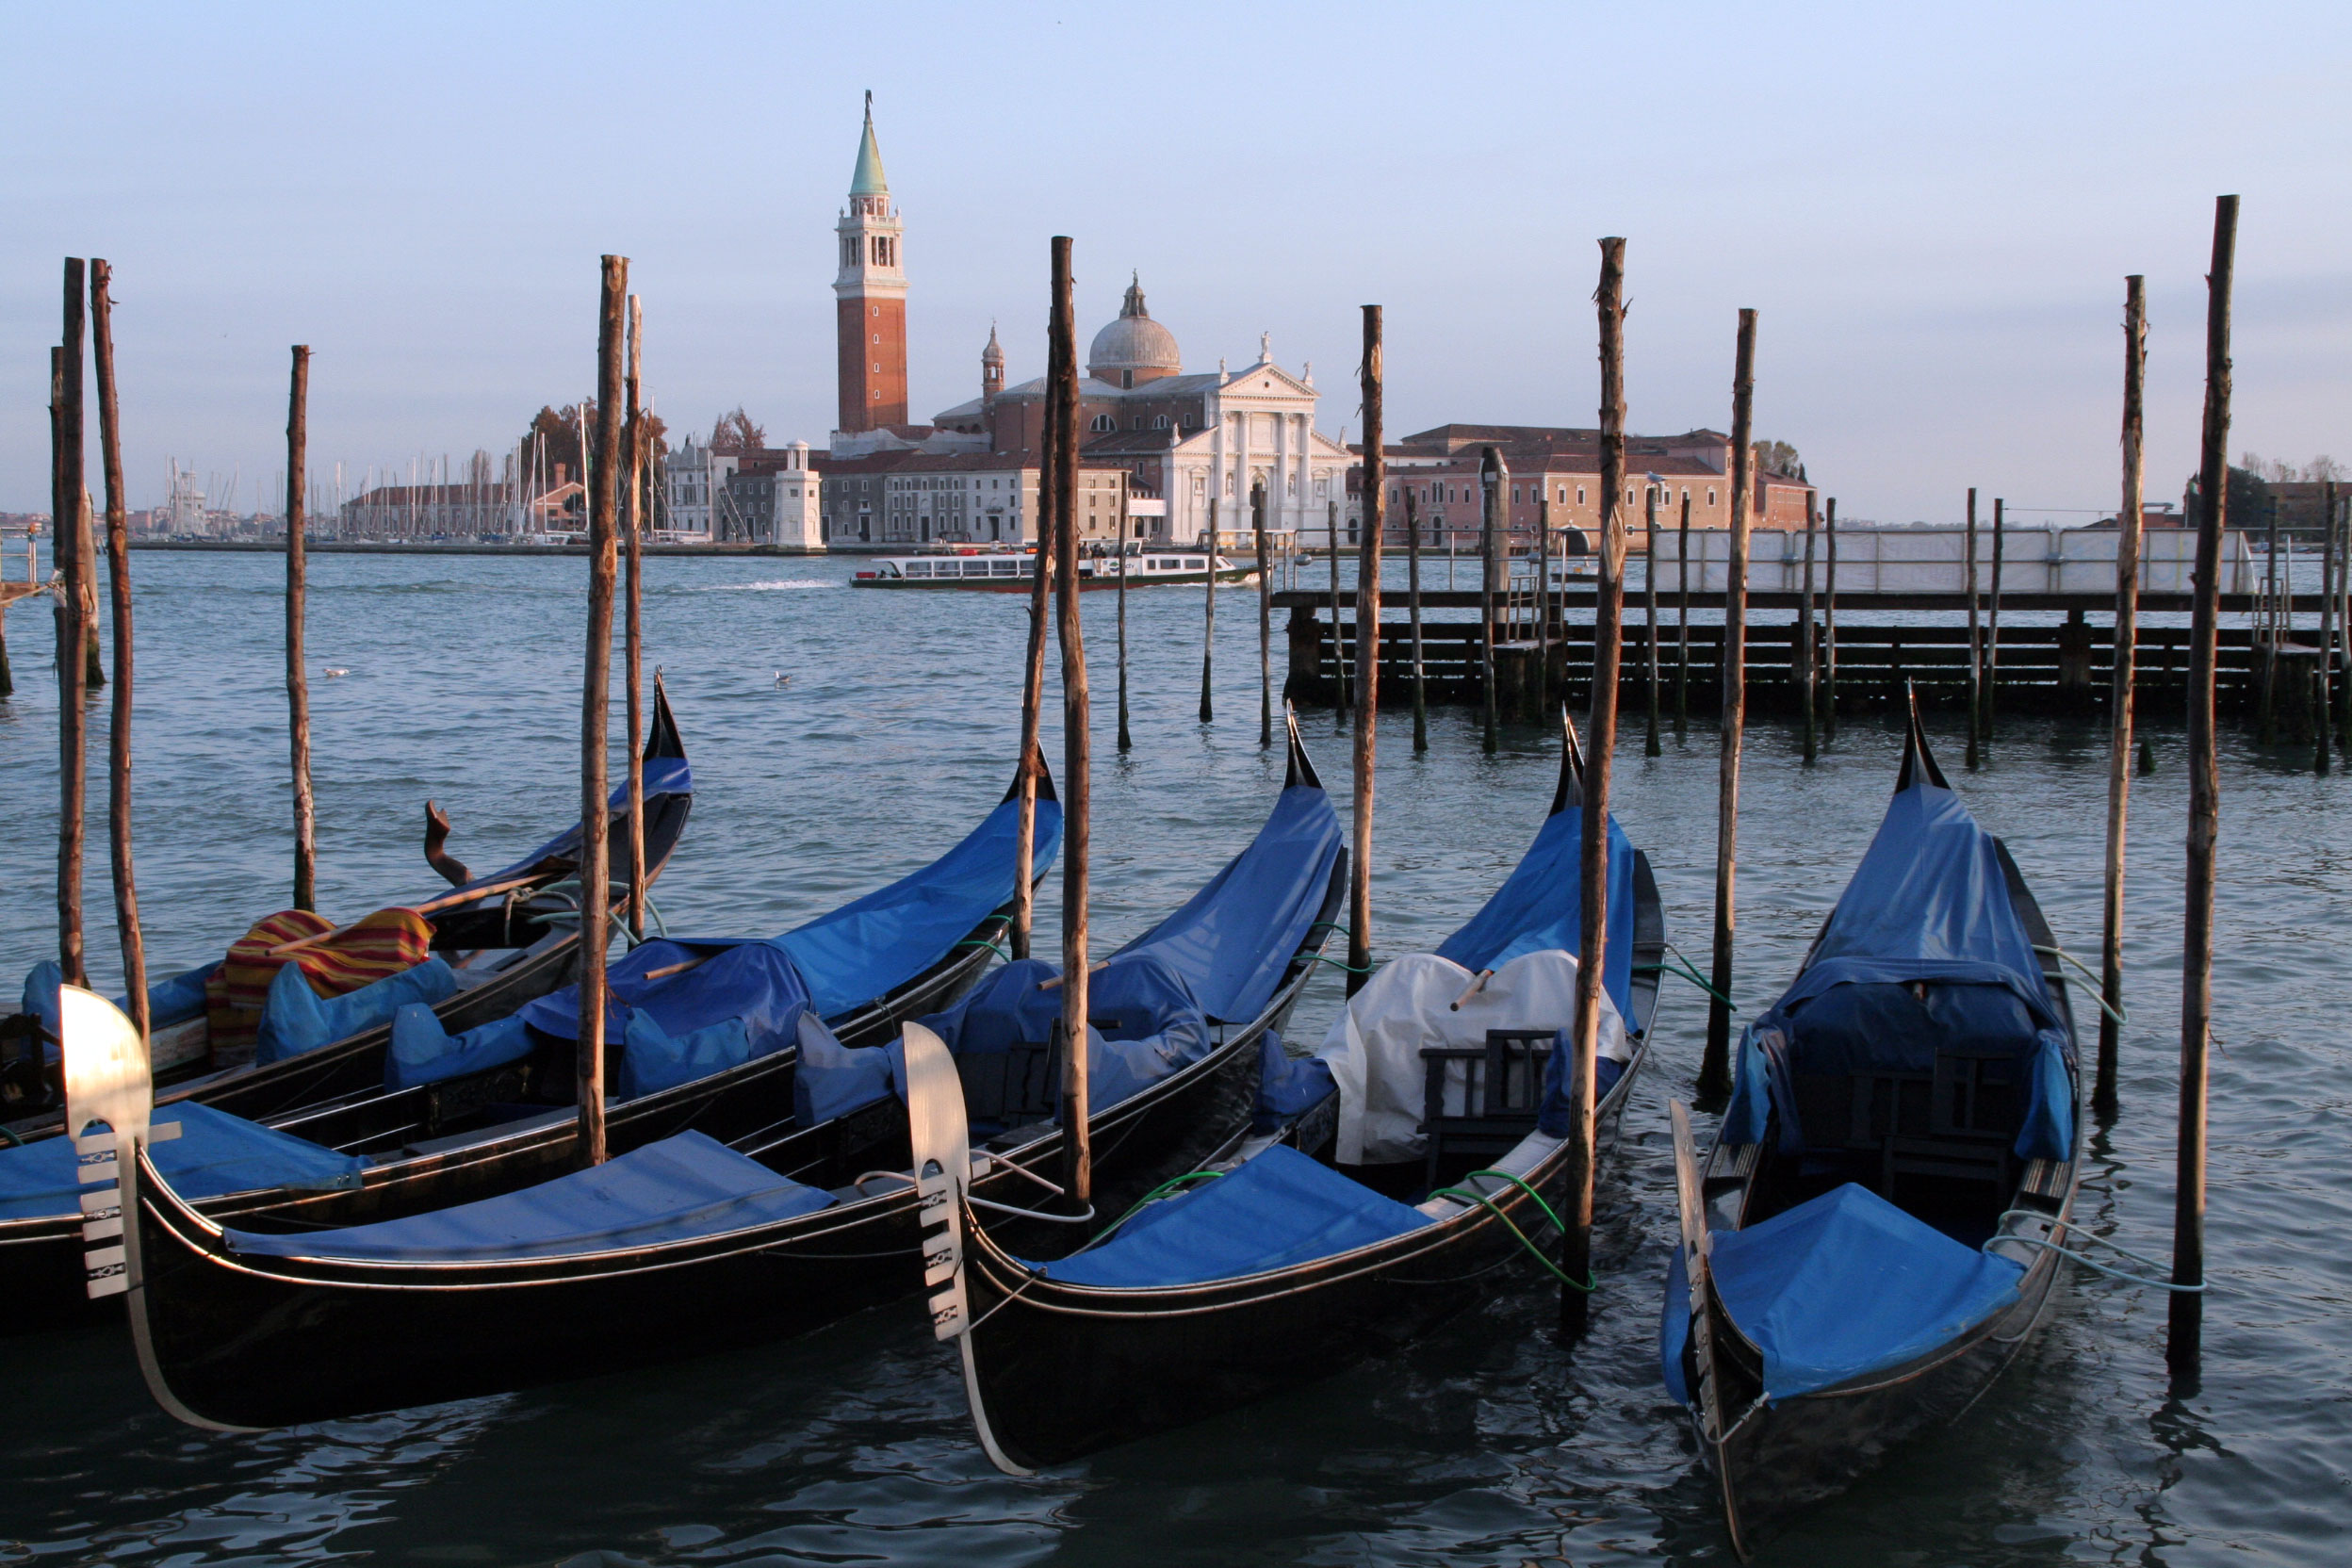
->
[816,453,1128,547]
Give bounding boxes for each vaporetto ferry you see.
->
[851,547,1257,592]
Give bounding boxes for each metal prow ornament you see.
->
[906,1020,1031,1477]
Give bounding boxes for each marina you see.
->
[7,13,2349,1563]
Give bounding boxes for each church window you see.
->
[1134,416,1144,431]
[1512,485,1522,504]
[1092,414,1115,433]
[872,305,880,317]
[1153,416,1168,429]
[1708,487,1718,506]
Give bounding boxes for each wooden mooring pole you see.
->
[286,345,318,912]
[1116,534,1132,752]
[1644,484,1661,756]
[1699,309,1757,1105]
[2098,275,2148,1119]
[2172,193,2236,1375]
[1538,496,1553,713]
[1348,305,1383,998]
[1965,488,1982,769]
[1799,493,1818,764]
[1049,236,1093,1215]
[1014,305,1058,961]
[2335,486,2350,743]
[2260,497,2279,743]
[51,266,90,989]
[1676,492,1691,737]
[1823,498,1838,736]
[1407,491,1428,753]
[578,254,627,1168]
[1478,447,1501,754]
[1199,498,1216,724]
[623,296,646,941]
[2319,482,2335,774]
[90,260,147,1042]
[1987,498,2006,743]
[1254,481,1272,747]
[1564,236,1629,1337]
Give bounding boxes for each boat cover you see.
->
[1660,1181,2025,1403]
[1105,784,1341,1022]
[386,1008,534,1091]
[1720,776,2074,1161]
[1253,1030,1336,1134]
[225,1130,830,1263]
[1317,950,1625,1166]
[256,956,459,1064]
[1436,804,1639,1020]
[792,955,1210,1129]
[18,959,216,1063]
[777,794,1062,1018]
[1037,1143,1433,1287]
[0,1102,364,1222]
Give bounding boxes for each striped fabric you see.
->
[205,907,434,1058]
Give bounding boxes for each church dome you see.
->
[1087,275,1181,384]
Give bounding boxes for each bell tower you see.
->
[834,92,906,433]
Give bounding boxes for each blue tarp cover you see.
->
[513,939,810,1102]
[1661,1181,2025,1403]
[226,1129,829,1262]
[1720,777,2075,1161]
[1437,805,1639,1021]
[386,1008,535,1091]
[20,960,216,1063]
[1253,1030,1335,1133]
[1108,785,1341,1022]
[1037,1144,1433,1287]
[778,795,1061,1019]
[0,1102,364,1221]
[257,956,458,1065]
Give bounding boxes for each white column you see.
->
[1207,413,1225,547]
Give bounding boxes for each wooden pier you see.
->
[1281,587,2335,732]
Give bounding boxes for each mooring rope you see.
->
[1986,1208,2204,1292]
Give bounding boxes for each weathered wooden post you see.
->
[1015,313,1059,961]
[1538,495,1553,710]
[1349,305,1384,998]
[1823,497,1838,737]
[1966,488,1982,769]
[51,268,90,988]
[1254,480,1272,747]
[2260,496,2280,743]
[1799,492,1818,763]
[1478,446,1502,754]
[1407,491,1428,753]
[1330,498,1349,722]
[1676,492,1691,736]
[1564,237,1630,1337]
[1049,236,1093,1214]
[285,345,318,913]
[1699,310,1757,1105]
[1116,532,1132,753]
[2172,194,2236,1375]
[2320,481,2335,773]
[1199,498,1216,723]
[622,295,647,940]
[1644,483,1661,756]
[1987,497,2006,742]
[2336,488,2351,743]
[90,260,145,1039]
[2098,276,2148,1119]
[578,255,628,1168]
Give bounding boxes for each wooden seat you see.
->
[1419,1029,1554,1187]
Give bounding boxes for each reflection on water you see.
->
[0,551,2344,1566]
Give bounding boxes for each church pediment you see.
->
[1218,361,1316,400]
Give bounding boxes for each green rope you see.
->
[0,1123,19,1148]
[1307,953,1375,975]
[954,938,1010,961]
[1635,946,1734,1010]
[1082,1169,1225,1249]
[1428,1176,1598,1294]
[2034,945,2129,1026]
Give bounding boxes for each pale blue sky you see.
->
[5,1,2346,521]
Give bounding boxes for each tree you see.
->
[2304,455,2344,482]
[709,406,766,455]
[518,400,668,489]
[2185,464,2271,525]
[1753,438,1804,481]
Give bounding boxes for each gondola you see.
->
[1659,695,2082,1559]
[0,731,1051,1335]
[82,715,1344,1429]
[0,682,696,1331]
[914,716,1665,1474]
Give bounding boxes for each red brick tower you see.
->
[835,93,906,433]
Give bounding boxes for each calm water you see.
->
[0,551,2344,1567]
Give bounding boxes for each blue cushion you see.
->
[257,957,458,1065]
[386,1006,536,1091]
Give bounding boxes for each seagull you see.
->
[774,670,790,687]
[323,667,350,678]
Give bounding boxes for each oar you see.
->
[264,873,543,958]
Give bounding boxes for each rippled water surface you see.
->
[0,550,2344,1566]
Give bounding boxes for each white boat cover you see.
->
[1315,949,1626,1166]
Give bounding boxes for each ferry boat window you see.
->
[993,560,1018,575]
[905,562,931,577]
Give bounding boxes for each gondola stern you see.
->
[1282,704,1324,792]
[1549,705,1587,815]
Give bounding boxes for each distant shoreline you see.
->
[128,540,836,559]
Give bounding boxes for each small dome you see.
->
[1087,274,1181,381]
